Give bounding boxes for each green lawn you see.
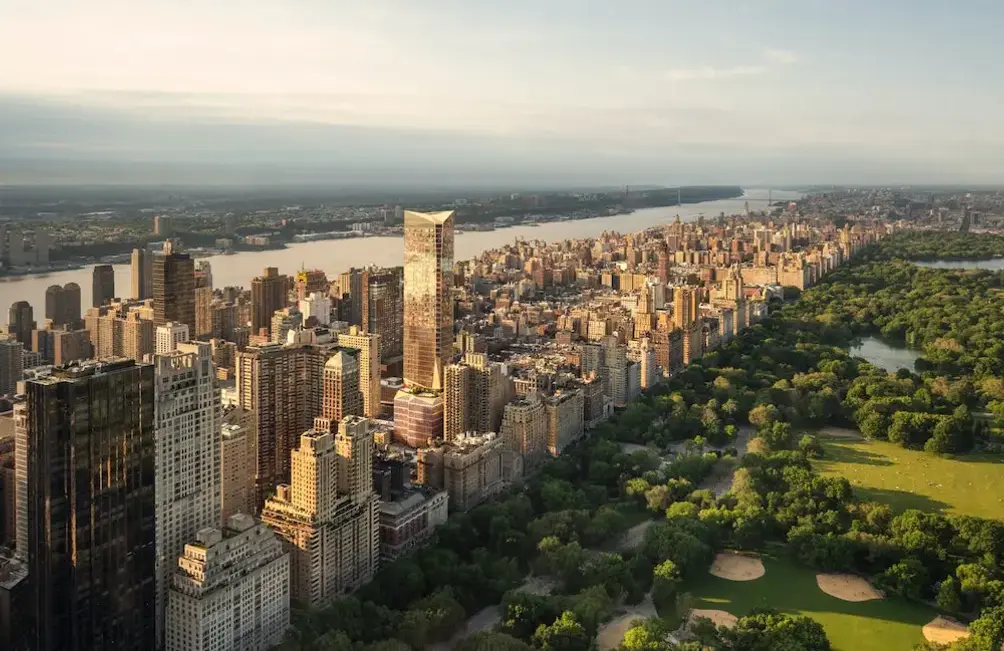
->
[686,556,935,651]
[814,434,1004,521]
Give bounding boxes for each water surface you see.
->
[849,336,921,373]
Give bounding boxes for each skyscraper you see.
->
[44,283,81,328]
[403,210,455,390]
[92,264,116,307]
[236,343,323,504]
[338,268,369,328]
[444,352,505,442]
[21,359,156,651]
[131,247,153,300]
[7,301,34,347]
[337,326,381,418]
[322,350,364,424]
[156,321,190,354]
[251,267,288,338]
[0,339,23,397]
[154,342,221,647]
[153,243,196,336]
[260,418,378,607]
[366,267,404,363]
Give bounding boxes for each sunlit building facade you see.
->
[403,210,454,390]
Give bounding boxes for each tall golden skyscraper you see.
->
[403,210,454,390]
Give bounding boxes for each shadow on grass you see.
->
[686,555,935,651]
[853,487,952,515]
[815,440,894,468]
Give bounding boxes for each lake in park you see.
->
[848,336,922,373]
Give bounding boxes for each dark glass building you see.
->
[153,244,196,336]
[22,358,155,651]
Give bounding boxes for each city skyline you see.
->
[1,1,1003,185]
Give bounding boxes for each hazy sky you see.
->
[1,0,1002,185]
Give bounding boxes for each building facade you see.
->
[91,264,116,307]
[21,359,156,651]
[154,342,222,646]
[403,210,455,390]
[153,244,196,336]
[251,267,288,338]
[166,514,289,651]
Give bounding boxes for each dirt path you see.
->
[596,592,658,651]
[616,520,655,553]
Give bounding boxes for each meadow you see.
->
[813,433,1004,521]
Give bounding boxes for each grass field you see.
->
[813,434,1004,521]
[686,556,935,651]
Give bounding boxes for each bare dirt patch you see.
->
[616,520,655,553]
[690,609,739,629]
[709,552,766,581]
[922,616,970,645]
[815,573,883,602]
[596,592,657,651]
[517,575,557,596]
[818,426,864,441]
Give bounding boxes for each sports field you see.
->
[813,433,1004,521]
[686,556,935,651]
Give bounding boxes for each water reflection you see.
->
[849,336,922,373]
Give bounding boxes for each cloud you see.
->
[666,65,767,81]
[763,48,798,65]
[664,47,797,82]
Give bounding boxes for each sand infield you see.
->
[815,573,883,602]
[690,609,739,629]
[922,616,970,645]
[709,552,766,581]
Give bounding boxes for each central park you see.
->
[276,231,1004,651]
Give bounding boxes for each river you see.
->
[914,259,1004,271]
[0,188,802,315]
[848,336,922,373]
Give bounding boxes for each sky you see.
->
[1,0,1002,186]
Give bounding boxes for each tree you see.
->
[619,618,676,651]
[875,558,929,600]
[798,434,824,458]
[748,404,781,430]
[936,576,963,613]
[652,560,681,610]
[969,605,1004,650]
[455,632,533,651]
[532,611,590,651]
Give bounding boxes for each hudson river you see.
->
[0,189,802,314]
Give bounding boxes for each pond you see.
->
[848,336,922,373]
[914,259,1004,270]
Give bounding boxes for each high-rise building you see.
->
[294,269,328,301]
[85,303,155,361]
[403,210,455,390]
[545,389,585,456]
[156,321,190,354]
[270,307,302,344]
[366,268,403,363]
[153,243,196,336]
[260,420,379,607]
[7,301,34,347]
[321,349,364,423]
[166,514,289,651]
[673,285,699,330]
[21,359,156,651]
[131,247,153,300]
[154,342,221,647]
[236,344,324,503]
[500,392,548,469]
[299,291,332,326]
[221,408,256,521]
[444,352,505,442]
[195,286,213,340]
[0,340,23,397]
[337,326,381,418]
[251,267,288,338]
[338,268,369,328]
[92,264,116,307]
[31,326,91,366]
[154,214,173,237]
[44,283,81,328]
